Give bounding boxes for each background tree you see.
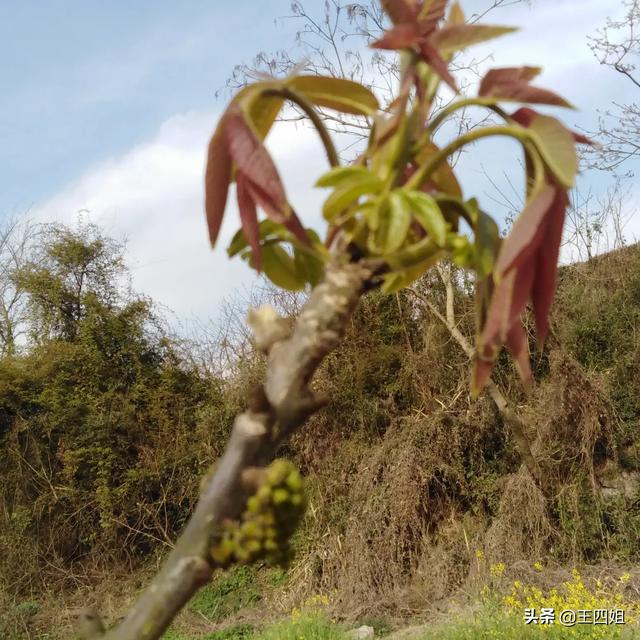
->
[13,222,129,344]
[0,221,224,595]
[0,218,35,356]
[587,0,639,173]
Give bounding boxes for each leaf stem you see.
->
[262,87,340,168]
[384,236,444,271]
[425,97,510,135]
[406,125,531,192]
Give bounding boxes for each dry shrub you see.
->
[282,345,629,618]
[486,349,621,565]
[529,350,617,486]
[485,470,553,563]
[288,405,505,613]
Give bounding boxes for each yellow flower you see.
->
[620,572,631,584]
[533,561,543,571]
[490,563,506,577]
[475,549,485,560]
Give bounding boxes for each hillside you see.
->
[1,239,639,638]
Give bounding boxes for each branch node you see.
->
[247,305,291,353]
[235,412,269,439]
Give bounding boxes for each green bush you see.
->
[189,567,261,621]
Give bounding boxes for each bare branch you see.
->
[585,0,640,171]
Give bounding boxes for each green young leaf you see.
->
[527,114,578,188]
[261,244,307,291]
[371,108,415,181]
[414,141,462,198]
[288,76,379,116]
[384,236,443,271]
[315,165,375,188]
[466,199,500,279]
[294,247,324,287]
[227,227,248,258]
[235,82,285,139]
[373,192,412,254]
[227,219,314,259]
[322,174,384,222]
[381,251,443,293]
[405,191,448,246]
[430,24,517,55]
[227,220,282,257]
[359,201,381,231]
[448,234,476,269]
[447,1,465,25]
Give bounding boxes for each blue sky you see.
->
[1,0,638,322]
[0,0,300,214]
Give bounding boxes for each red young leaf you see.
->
[380,0,418,24]
[224,104,289,220]
[418,40,458,91]
[204,118,232,246]
[282,208,313,247]
[473,260,534,394]
[479,66,572,107]
[509,106,539,127]
[571,131,595,145]
[474,177,571,394]
[243,181,288,223]
[495,183,555,275]
[480,66,541,93]
[472,355,494,395]
[530,186,568,342]
[418,0,449,34]
[236,173,262,270]
[372,24,420,49]
[478,269,517,360]
[374,1,457,92]
[506,258,535,333]
[480,258,534,359]
[242,179,311,247]
[500,86,572,108]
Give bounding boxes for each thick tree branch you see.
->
[81,260,373,640]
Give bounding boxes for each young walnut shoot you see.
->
[85,2,591,639]
[205,0,591,396]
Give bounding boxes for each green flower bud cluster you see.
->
[211,459,306,567]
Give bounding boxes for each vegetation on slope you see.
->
[1,223,639,637]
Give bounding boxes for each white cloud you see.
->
[31,0,639,326]
[32,111,331,322]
